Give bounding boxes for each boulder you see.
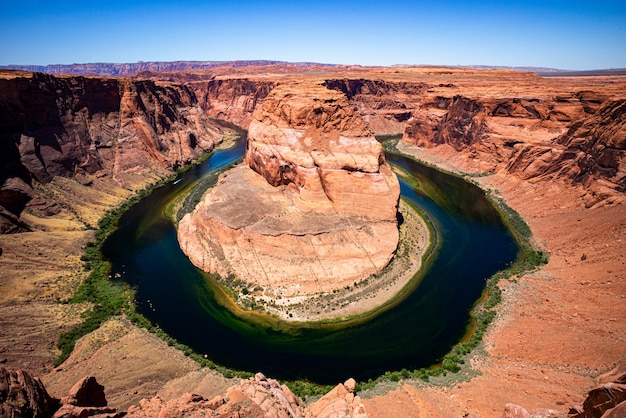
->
[61,376,107,407]
[0,367,60,418]
[306,378,368,418]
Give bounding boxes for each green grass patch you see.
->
[352,138,549,392]
[54,152,213,366]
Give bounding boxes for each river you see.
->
[102,135,518,384]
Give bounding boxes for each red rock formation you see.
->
[0,72,229,232]
[503,363,626,418]
[568,363,626,418]
[197,78,275,126]
[178,82,400,300]
[53,375,121,418]
[323,78,427,135]
[126,372,303,418]
[402,91,626,206]
[306,378,368,418]
[0,369,124,418]
[0,367,60,417]
[508,99,626,207]
[246,83,399,220]
[60,376,107,408]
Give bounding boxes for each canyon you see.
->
[0,64,624,417]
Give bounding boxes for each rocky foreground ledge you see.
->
[178,82,408,319]
[3,365,626,417]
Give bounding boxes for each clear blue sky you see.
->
[1,0,625,70]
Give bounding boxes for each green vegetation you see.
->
[55,177,177,366]
[374,133,404,142]
[175,161,240,222]
[283,380,333,401]
[58,133,549,401]
[55,135,258,381]
[54,145,218,366]
[349,138,550,393]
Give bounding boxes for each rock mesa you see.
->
[178,83,400,298]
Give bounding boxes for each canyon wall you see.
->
[5,69,622,234]
[0,71,230,233]
[400,90,626,199]
[324,74,625,207]
[193,78,275,126]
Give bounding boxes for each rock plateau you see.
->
[178,82,400,299]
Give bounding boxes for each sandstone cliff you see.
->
[194,78,275,126]
[178,82,400,301]
[0,71,229,233]
[398,84,625,206]
[2,60,340,77]
[323,78,427,135]
[0,367,59,417]
[508,98,626,206]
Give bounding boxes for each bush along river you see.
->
[101,134,519,384]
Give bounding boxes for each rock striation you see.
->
[0,71,230,233]
[507,99,626,207]
[197,78,275,127]
[400,87,626,207]
[178,82,400,299]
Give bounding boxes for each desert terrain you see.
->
[0,65,625,417]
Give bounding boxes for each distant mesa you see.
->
[177,82,400,299]
[0,60,341,77]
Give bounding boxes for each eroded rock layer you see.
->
[178,83,400,297]
[0,71,230,233]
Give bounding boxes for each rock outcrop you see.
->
[402,89,626,206]
[568,363,626,418]
[53,376,122,418]
[502,363,626,418]
[508,99,626,207]
[0,71,230,232]
[0,368,123,418]
[126,372,302,418]
[0,367,60,417]
[178,82,400,299]
[306,378,368,418]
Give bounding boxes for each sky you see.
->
[1,0,625,70]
